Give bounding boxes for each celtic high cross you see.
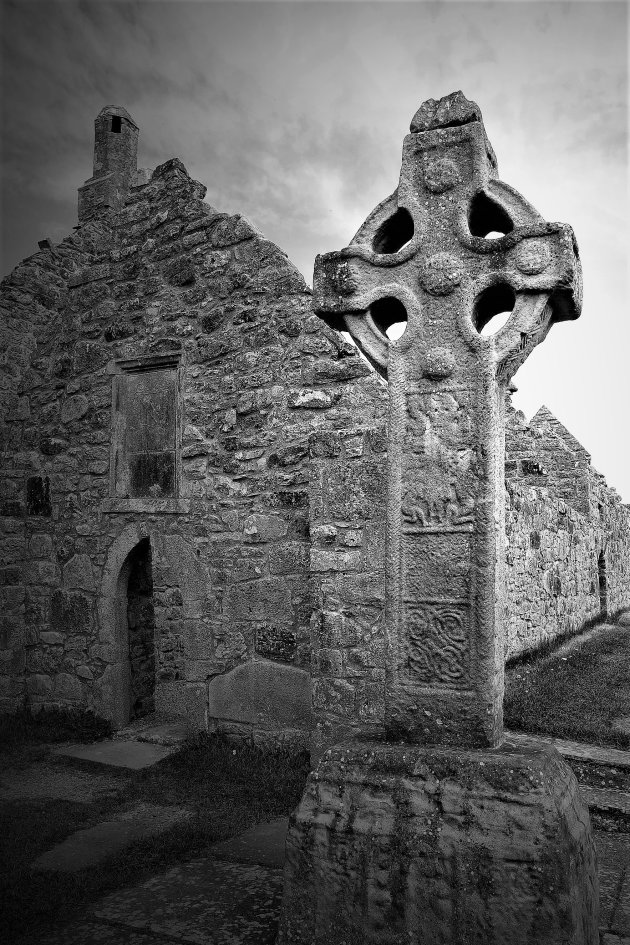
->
[314,91,581,748]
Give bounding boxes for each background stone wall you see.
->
[505,479,630,659]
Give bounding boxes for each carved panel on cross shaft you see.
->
[402,533,471,600]
[402,391,479,528]
[405,602,469,687]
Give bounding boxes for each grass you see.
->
[0,705,113,750]
[0,732,310,944]
[504,622,630,750]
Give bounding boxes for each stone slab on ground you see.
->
[596,831,630,938]
[209,817,289,868]
[0,761,129,803]
[92,856,282,944]
[53,739,176,769]
[614,718,630,736]
[581,785,630,816]
[506,730,630,770]
[33,802,192,872]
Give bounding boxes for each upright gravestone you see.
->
[278,93,599,944]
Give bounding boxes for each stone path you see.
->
[506,730,630,770]
[0,760,128,804]
[36,818,289,945]
[34,802,193,872]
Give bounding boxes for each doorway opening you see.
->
[598,550,608,616]
[126,537,156,718]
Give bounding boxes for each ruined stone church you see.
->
[1,106,629,749]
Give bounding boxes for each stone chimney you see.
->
[78,106,139,222]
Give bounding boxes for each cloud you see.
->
[1,0,628,496]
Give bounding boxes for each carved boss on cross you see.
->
[313,91,582,383]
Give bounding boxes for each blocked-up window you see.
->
[111,359,179,498]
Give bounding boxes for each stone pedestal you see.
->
[278,738,599,945]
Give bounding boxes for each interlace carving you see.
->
[406,603,468,685]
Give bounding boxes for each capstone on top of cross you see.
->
[409,90,497,170]
[409,90,480,133]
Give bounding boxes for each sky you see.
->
[1,0,628,498]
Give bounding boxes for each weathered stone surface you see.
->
[53,739,175,770]
[207,661,312,732]
[92,855,283,945]
[62,553,95,591]
[278,740,599,945]
[210,817,289,869]
[33,802,190,871]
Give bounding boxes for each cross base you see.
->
[278,738,599,944]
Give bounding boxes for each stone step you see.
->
[209,817,289,869]
[53,738,176,770]
[505,730,630,770]
[33,802,192,872]
[90,856,282,944]
[581,785,630,817]
[596,832,630,940]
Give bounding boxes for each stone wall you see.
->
[504,479,630,659]
[506,403,591,515]
[0,147,387,735]
[308,424,388,755]
[503,401,630,658]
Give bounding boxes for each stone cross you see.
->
[314,91,581,749]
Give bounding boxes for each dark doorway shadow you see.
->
[127,537,156,719]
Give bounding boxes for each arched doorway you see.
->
[126,537,156,719]
[97,524,209,728]
[598,549,608,616]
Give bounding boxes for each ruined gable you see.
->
[0,108,387,730]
